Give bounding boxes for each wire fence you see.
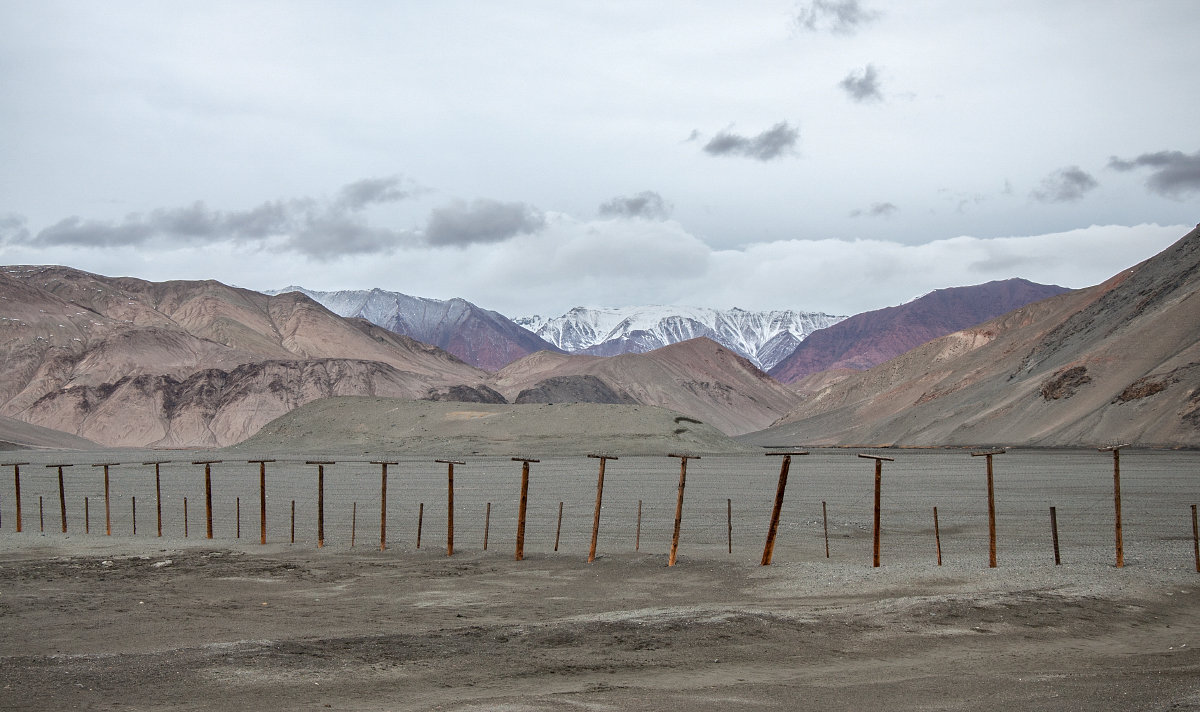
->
[2,449,1198,570]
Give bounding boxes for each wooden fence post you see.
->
[85,497,89,534]
[39,496,43,532]
[371,461,397,552]
[132,496,137,535]
[436,461,464,556]
[512,458,539,561]
[587,454,618,563]
[859,454,895,568]
[306,461,335,548]
[46,464,72,533]
[248,460,274,545]
[417,502,424,549]
[191,460,222,540]
[1100,445,1129,568]
[554,501,563,552]
[184,497,189,538]
[91,463,120,536]
[727,498,732,554]
[971,450,1005,568]
[351,502,357,548]
[290,500,295,544]
[1191,504,1198,574]
[761,451,809,566]
[667,454,699,567]
[3,463,29,533]
[143,461,170,538]
[236,497,241,539]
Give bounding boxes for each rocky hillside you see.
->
[768,279,1070,383]
[0,267,490,447]
[745,226,1200,448]
[273,286,560,371]
[493,338,800,436]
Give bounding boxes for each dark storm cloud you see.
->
[1108,149,1200,198]
[849,202,898,218]
[598,191,672,220]
[1030,166,1099,203]
[424,199,546,247]
[839,64,883,102]
[795,0,879,34]
[7,177,420,259]
[702,122,799,161]
[0,214,31,243]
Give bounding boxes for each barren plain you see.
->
[1,448,1198,710]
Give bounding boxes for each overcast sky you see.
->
[1,1,1197,317]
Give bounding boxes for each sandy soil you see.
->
[2,535,1198,711]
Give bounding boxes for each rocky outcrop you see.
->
[513,375,635,405]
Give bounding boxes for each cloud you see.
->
[1108,149,1200,198]
[702,122,799,161]
[424,199,546,247]
[850,202,898,218]
[598,191,673,220]
[795,0,879,34]
[4,178,424,259]
[0,214,31,244]
[839,64,883,102]
[1030,166,1099,203]
[333,176,415,211]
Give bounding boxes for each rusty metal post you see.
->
[92,463,120,536]
[306,461,335,548]
[512,458,539,560]
[132,496,137,535]
[351,502,357,548]
[184,497,189,538]
[635,499,642,551]
[727,498,732,554]
[761,451,809,566]
[933,506,942,565]
[39,496,43,532]
[47,464,72,533]
[417,502,424,549]
[1050,505,1061,565]
[143,461,169,538]
[371,461,397,552]
[587,454,618,563]
[436,460,464,556]
[3,463,29,532]
[822,501,829,558]
[483,502,491,550]
[859,454,895,568]
[972,450,1005,568]
[1192,504,1198,573]
[553,501,564,551]
[1101,445,1128,568]
[290,500,295,544]
[667,454,699,567]
[248,460,274,545]
[85,497,89,533]
[191,460,222,540]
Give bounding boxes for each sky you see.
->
[1,1,1198,318]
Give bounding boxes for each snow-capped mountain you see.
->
[268,286,560,371]
[516,306,847,371]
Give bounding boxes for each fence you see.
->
[1,449,1198,571]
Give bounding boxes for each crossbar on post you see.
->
[142,461,170,538]
[667,454,699,567]
[306,461,335,548]
[859,454,895,568]
[436,460,465,556]
[191,460,222,539]
[46,464,73,533]
[371,461,398,552]
[92,463,121,537]
[971,450,1006,568]
[248,460,275,545]
[587,454,618,563]
[761,451,808,566]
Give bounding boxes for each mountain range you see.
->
[746,225,1200,448]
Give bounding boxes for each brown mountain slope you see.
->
[0,266,489,447]
[744,226,1200,448]
[493,338,799,436]
[768,278,1070,383]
